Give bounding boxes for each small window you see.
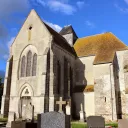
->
[29,26,32,30]
[105,97,106,102]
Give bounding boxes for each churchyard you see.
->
[0,117,119,128]
[0,97,125,128]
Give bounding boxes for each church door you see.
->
[21,96,32,120]
[19,86,33,120]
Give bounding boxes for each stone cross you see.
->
[56,97,66,113]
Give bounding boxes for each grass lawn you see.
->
[71,122,87,128]
[71,122,118,128]
[0,118,8,122]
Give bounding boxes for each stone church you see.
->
[1,9,128,126]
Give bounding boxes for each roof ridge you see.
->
[74,31,127,64]
[78,32,112,40]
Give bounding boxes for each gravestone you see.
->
[87,116,105,128]
[79,103,85,122]
[118,119,128,128]
[66,101,71,115]
[37,111,70,128]
[11,121,37,128]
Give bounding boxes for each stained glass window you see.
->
[21,56,25,77]
[32,53,37,76]
[26,51,32,76]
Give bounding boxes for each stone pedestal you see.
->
[66,102,70,116]
[6,112,15,128]
[79,111,84,122]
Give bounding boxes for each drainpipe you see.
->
[109,63,113,120]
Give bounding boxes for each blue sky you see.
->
[0,0,128,76]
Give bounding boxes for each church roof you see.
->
[43,23,76,55]
[59,25,78,38]
[74,32,128,64]
[84,85,94,92]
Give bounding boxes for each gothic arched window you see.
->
[21,56,25,77]
[26,50,32,77]
[32,53,37,76]
[57,61,61,94]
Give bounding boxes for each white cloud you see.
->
[3,54,9,59]
[0,0,30,41]
[124,0,128,5]
[47,0,76,15]
[36,0,46,6]
[7,37,15,49]
[85,21,95,28]
[76,1,85,9]
[1,37,15,60]
[44,20,62,32]
[114,3,128,13]
[0,0,30,19]
[34,0,87,15]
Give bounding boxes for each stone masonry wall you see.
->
[93,64,117,121]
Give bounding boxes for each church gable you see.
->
[10,9,76,59]
[11,9,52,58]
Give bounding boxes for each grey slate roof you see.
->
[59,25,78,38]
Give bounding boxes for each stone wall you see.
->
[63,34,73,46]
[93,64,117,121]
[52,43,76,115]
[84,92,95,117]
[116,50,128,118]
[76,56,95,86]
[73,92,84,119]
[4,10,53,126]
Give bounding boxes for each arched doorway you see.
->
[19,84,33,120]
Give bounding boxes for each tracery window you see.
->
[26,51,32,77]
[21,56,25,77]
[57,61,61,94]
[32,53,37,76]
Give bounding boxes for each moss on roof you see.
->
[84,85,94,92]
[74,32,128,64]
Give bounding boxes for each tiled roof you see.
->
[74,32,128,64]
[84,85,94,92]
